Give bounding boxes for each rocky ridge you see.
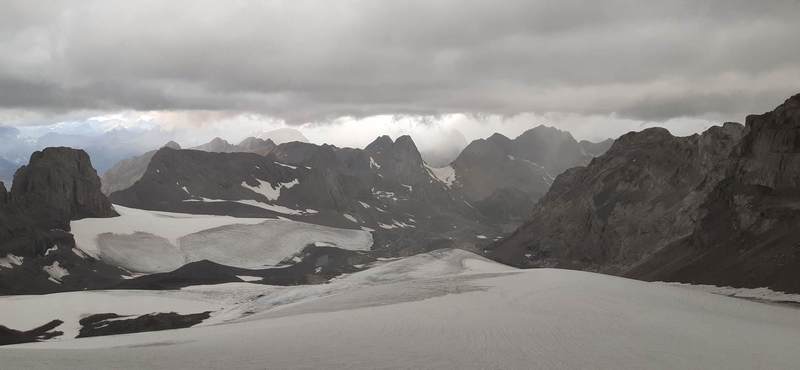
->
[490,93,800,292]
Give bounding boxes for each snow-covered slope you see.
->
[3,249,800,370]
[70,205,372,273]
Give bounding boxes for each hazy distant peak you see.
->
[256,128,308,144]
[163,141,181,149]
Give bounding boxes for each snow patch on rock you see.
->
[0,253,23,269]
[426,164,456,187]
[43,261,69,283]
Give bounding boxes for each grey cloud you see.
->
[0,0,799,124]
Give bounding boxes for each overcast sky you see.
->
[1,0,799,148]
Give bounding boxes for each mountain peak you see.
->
[517,125,575,143]
[487,133,511,143]
[238,136,276,149]
[210,137,228,144]
[365,135,394,152]
[163,141,181,150]
[11,147,117,222]
[394,135,419,152]
[256,128,309,144]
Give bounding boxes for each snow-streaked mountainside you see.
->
[3,249,800,370]
[71,205,372,273]
[104,129,612,262]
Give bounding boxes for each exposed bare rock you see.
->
[630,93,800,292]
[0,181,7,206]
[490,93,800,293]
[734,93,800,189]
[0,320,63,345]
[489,123,744,274]
[0,148,124,295]
[77,312,210,338]
[11,147,117,224]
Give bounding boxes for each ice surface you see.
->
[71,205,372,273]
[4,249,800,369]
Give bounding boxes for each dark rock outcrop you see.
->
[0,181,8,206]
[0,148,124,295]
[10,147,117,225]
[629,93,800,292]
[77,312,210,338]
[490,93,800,292]
[489,123,744,273]
[110,147,300,217]
[0,320,63,345]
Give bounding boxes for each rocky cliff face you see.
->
[0,147,124,295]
[10,147,117,225]
[489,123,743,272]
[734,94,800,189]
[490,93,800,292]
[0,181,7,206]
[629,93,800,292]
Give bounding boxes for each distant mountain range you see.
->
[18,91,800,298]
[0,124,610,294]
[105,125,609,246]
[0,127,311,184]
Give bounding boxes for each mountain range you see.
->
[4,93,800,356]
[1,124,607,295]
[6,94,800,298]
[489,93,800,293]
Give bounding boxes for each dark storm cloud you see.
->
[1,0,799,123]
